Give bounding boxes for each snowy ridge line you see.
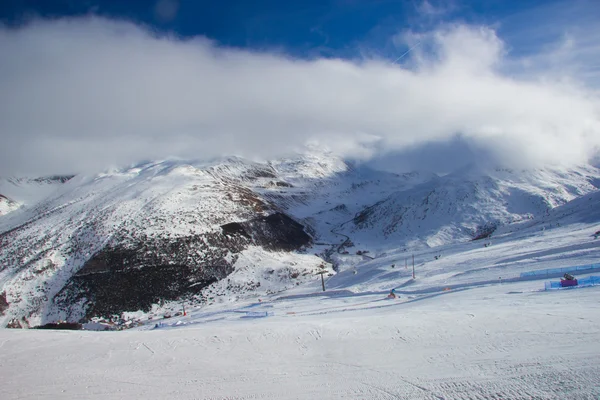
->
[520,262,600,278]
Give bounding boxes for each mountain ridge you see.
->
[1,152,599,327]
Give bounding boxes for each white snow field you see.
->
[2,222,600,399]
[1,154,599,398]
[1,283,599,399]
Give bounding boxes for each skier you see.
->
[387,289,397,299]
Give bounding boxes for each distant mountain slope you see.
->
[344,164,600,249]
[0,194,19,216]
[0,175,74,216]
[536,188,600,226]
[1,152,599,328]
[262,155,437,243]
[0,159,328,327]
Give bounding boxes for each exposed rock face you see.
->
[53,233,244,320]
[222,212,312,252]
[0,292,8,315]
[36,322,82,330]
[30,175,75,184]
[50,212,311,322]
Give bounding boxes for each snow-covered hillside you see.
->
[1,151,599,328]
[0,157,338,327]
[0,175,74,216]
[2,213,599,399]
[0,194,19,216]
[1,152,600,398]
[345,164,600,249]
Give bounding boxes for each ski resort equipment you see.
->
[316,271,327,291]
[560,279,578,287]
[545,276,600,290]
[563,273,575,281]
[560,273,578,287]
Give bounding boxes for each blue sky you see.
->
[2,0,595,59]
[1,0,600,174]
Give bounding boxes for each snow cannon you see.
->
[560,273,578,287]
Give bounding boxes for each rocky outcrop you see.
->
[50,212,311,322]
[222,212,311,251]
[0,292,8,315]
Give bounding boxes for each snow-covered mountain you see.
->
[0,194,19,216]
[0,157,340,327]
[1,151,599,328]
[345,164,600,249]
[0,175,74,216]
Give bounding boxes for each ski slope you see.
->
[1,215,599,399]
[1,281,598,399]
[1,153,599,399]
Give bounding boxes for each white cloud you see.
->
[0,17,599,175]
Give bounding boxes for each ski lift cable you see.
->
[391,41,421,65]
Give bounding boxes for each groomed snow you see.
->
[1,281,599,399]
[1,217,600,399]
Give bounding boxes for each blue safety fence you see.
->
[545,276,600,290]
[521,263,600,278]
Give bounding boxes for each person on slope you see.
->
[387,289,397,299]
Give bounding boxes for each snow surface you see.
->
[344,164,600,249]
[1,152,600,397]
[1,152,600,327]
[0,194,19,216]
[1,200,600,398]
[1,280,599,399]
